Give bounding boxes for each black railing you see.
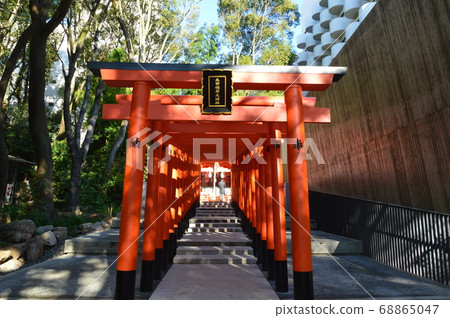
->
[309,191,450,286]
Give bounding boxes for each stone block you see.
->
[40,231,57,246]
[91,222,104,232]
[25,236,44,261]
[36,225,53,234]
[51,227,67,241]
[79,223,92,234]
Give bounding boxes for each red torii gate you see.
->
[88,62,347,300]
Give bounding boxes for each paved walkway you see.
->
[150,264,278,300]
[1,204,449,299]
[150,206,279,299]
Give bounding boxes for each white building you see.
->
[295,0,377,66]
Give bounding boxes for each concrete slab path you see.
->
[1,246,449,299]
[149,264,279,300]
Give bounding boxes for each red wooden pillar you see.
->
[162,145,174,271]
[176,151,183,229]
[140,121,162,292]
[240,164,244,211]
[258,154,268,271]
[168,148,177,264]
[115,81,150,299]
[154,143,168,280]
[245,159,251,235]
[176,151,184,245]
[264,140,276,280]
[285,84,314,300]
[254,160,262,263]
[249,161,256,247]
[270,123,288,292]
[180,155,189,234]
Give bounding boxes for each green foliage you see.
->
[238,55,253,65]
[181,24,222,64]
[5,102,34,164]
[110,0,200,62]
[4,202,105,234]
[218,0,299,64]
[1,0,302,224]
[259,39,297,65]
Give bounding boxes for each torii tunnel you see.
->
[88,62,347,300]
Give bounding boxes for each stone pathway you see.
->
[149,205,279,299]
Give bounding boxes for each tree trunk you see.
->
[67,152,82,214]
[104,120,128,179]
[0,112,7,207]
[27,0,73,215]
[28,28,56,215]
[0,18,43,205]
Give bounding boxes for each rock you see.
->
[25,236,44,261]
[51,227,67,241]
[102,217,113,226]
[0,212,11,225]
[79,222,92,234]
[36,225,53,234]
[115,212,121,219]
[0,257,24,273]
[0,250,11,265]
[4,245,23,260]
[91,222,104,232]
[70,229,82,237]
[40,231,57,246]
[0,219,36,243]
[100,220,111,229]
[7,231,32,243]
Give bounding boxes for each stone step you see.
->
[112,217,145,229]
[64,229,126,254]
[190,217,240,224]
[178,232,252,246]
[198,206,232,209]
[187,227,242,233]
[196,207,234,211]
[176,246,253,256]
[189,222,239,228]
[173,254,257,264]
[194,214,236,217]
[286,230,363,255]
[195,211,235,214]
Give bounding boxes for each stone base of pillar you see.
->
[140,260,154,292]
[275,260,288,292]
[162,239,169,271]
[267,249,275,280]
[293,271,314,300]
[261,240,268,271]
[115,270,136,299]
[154,248,162,280]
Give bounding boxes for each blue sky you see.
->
[198,0,304,49]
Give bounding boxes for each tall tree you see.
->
[216,0,246,65]
[0,1,47,206]
[103,0,200,178]
[28,0,72,215]
[60,0,111,214]
[218,0,299,64]
[181,24,221,64]
[259,39,297,65]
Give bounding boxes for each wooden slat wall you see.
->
[305,0,450,213]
